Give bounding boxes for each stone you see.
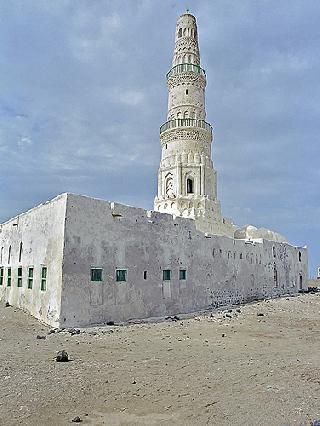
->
[106,321,115,326]
[257,313,265,317]
[5,302,10,307]
[72,416,82,423]
[56,350,69,362]
[36,335,46,340]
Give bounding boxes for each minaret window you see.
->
[187,178,194,194]
[186,89,189,95]
[178,28,182,38]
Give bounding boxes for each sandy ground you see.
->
[1,294,320,426]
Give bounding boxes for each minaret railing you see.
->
[160,119,212,134]
[166,63,206,79]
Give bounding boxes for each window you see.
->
[116,269,127,282]
[7,268,11,287]
[178,28,182,37]
[179,269,187,280]
[17,267,22,287]
[28,267,34,289]
[0,268,3,286]
[143,271,147,280]
[186,89,189,95]
[91,268,103,282]
[41,267,47,291]
[187,178,194,194]
[298,251,302,262]
[299,274,303,290]
[8,246,11,264]
[19,242,23,263]
[163,269,171,281]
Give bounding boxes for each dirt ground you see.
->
[1,294,320,426]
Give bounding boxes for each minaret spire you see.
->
[154,12,234,236]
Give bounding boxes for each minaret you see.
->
[154,12,233,236]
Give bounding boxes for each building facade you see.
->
[0,12,309,328]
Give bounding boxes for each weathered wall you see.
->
[61,194,308,327]
[0,194,67,327]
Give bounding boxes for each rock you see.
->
[222,333,225,337]
[106,321,115,326]
[68,328,80,336]
[48,329,56,334]
[72,416,82,423]
[236,308,241,313]
[132,379,137,384]
[257,313,265,317]
[56,350,69,362]
[5,302,10,307]
[225,313,232,318]
[36,335,46,340]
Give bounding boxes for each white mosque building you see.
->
[0,12,308,327]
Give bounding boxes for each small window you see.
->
[91,268,103,282]
[272,246,276,258]
[187,178,194,194]
[143,271,147,280]
[19,242,23,263]
[298,251,302,262]
[17,267,22,287]
[186,89,189,95]
[163,269,171,281]
[0,267,3,286]
[179,269,187,280]
[299,274,303,289]
[28,267,34,289]
[116,269,127,282]
[273,263,278,287]
[240,253,243,259]
[7,267,11,287]
[8,246,11,264]
[41,266,47,291]
[178,28,182,38]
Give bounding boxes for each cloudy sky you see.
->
[0,0,319,274]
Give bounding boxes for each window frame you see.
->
[90,268,103,282]
[116,269,127,282]
[163,269,172,281]
[17,267,23,287]
[179,269,187,280]
[28,267,34,289]
[7,267,11,287]
[41,266,47,291]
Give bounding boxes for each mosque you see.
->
[0,12,308,327]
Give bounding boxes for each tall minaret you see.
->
[154,12,233,236]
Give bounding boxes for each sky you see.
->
[0,0,319,275]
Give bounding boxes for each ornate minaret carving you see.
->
[154,12,233,236]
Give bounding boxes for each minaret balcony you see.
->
[166,63,206,79]
[160,118,212,134]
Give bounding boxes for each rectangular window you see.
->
[91,268,103,282]
[41,266,47,291]
[116,269,127,282]
[28,267,34,289]
[7,267,11,287]
[163,269,171,281]
[179,269,187,280]
[17,267,22,287]
[143,271,147,280]
[0,267,3,286]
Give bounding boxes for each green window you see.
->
[28,267,34,289]
[179,269,187,280]
[163,269,171,281]
[7,268,11,287]
[91,268,102,282]
[116,269,127,282]
[0,268,3,286]
[17,267,22,287]
[41,267,47,291]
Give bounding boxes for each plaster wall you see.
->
[61,194,308,327]
[0,194,67,327]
